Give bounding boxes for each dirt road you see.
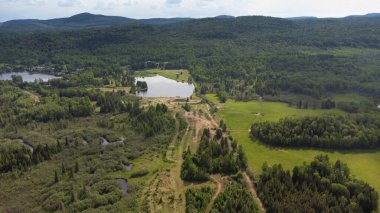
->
[243,172,266,213]
[205,176,222,213]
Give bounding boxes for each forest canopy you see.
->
[0,16,379,101]
[257,155,378,213]
[250,115,380,149]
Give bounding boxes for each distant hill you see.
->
[214,15,235,19]
[289,13,380,21]
[346,13,380,18]
[1,12,380,35]
[287,16,318,20]
[0,13,193,35]
[137,18,193,25]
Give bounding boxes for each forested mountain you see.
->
[1,15,379,101]
[0,13,192,35]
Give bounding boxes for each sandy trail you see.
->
[243,172,266,213]
[205,176,222,213]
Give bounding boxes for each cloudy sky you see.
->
[0,0,379,22]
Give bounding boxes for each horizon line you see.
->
[1,12,379,23]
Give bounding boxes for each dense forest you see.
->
[181,126,248,181]
[185,187,214,213]
[250,115,380,149]
[181,120,258,212]
[257,155,378,213]
[0,16,380,102]
[211,176,259,213]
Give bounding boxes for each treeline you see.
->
[0,81,99,127]
[181,123,248,181]
[250,115,380,149]
[129,104,174,137]
[211,180,259,213]
[95,91,174,137]
[257,155,378,213]
[185,187,214,213]
[0,95,94,127]
[0,141,62,173]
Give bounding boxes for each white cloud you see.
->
[25,0,45,6]
[58,0,82,7]
[0,0,380,22]
[94,1,117,10]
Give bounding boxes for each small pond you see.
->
[135,75,194,98]
[0,72,60,82]
[117,179,128,196]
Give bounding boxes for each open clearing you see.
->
[205,94,380,199]
[134,69,191,82]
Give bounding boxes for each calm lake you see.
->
[135,75,194,98]
[0,72,60,82]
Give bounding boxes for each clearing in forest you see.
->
[205,94,380,201]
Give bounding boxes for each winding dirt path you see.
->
[243,172,266,213]
[205,176,222,213]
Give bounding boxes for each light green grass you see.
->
[135,69,191,82]
[206,94,380,197]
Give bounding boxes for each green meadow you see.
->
[206,94,380,197]
[134,69,191,82]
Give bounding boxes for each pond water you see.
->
[0,72,60,82]
[101,137,110,146]
[117,178,128,196]
[135,75,194,98]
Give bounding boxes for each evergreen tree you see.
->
[54,170,59,183]
[74,161,79,173]
[61,162,65,174]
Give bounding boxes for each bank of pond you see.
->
[0,71,61,82]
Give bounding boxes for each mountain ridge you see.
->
[0,12,194,35]
[1,12,379,35]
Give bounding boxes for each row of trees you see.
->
[251,115,380,149]
[257,155,378,213]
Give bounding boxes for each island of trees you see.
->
[257,155,378,213]
[250,115,380,149]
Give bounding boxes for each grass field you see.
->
[135,69,191,82]
[206,94,380,197]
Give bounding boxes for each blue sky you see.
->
[0,0,379,22]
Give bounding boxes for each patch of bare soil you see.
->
[252,112,262,117]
